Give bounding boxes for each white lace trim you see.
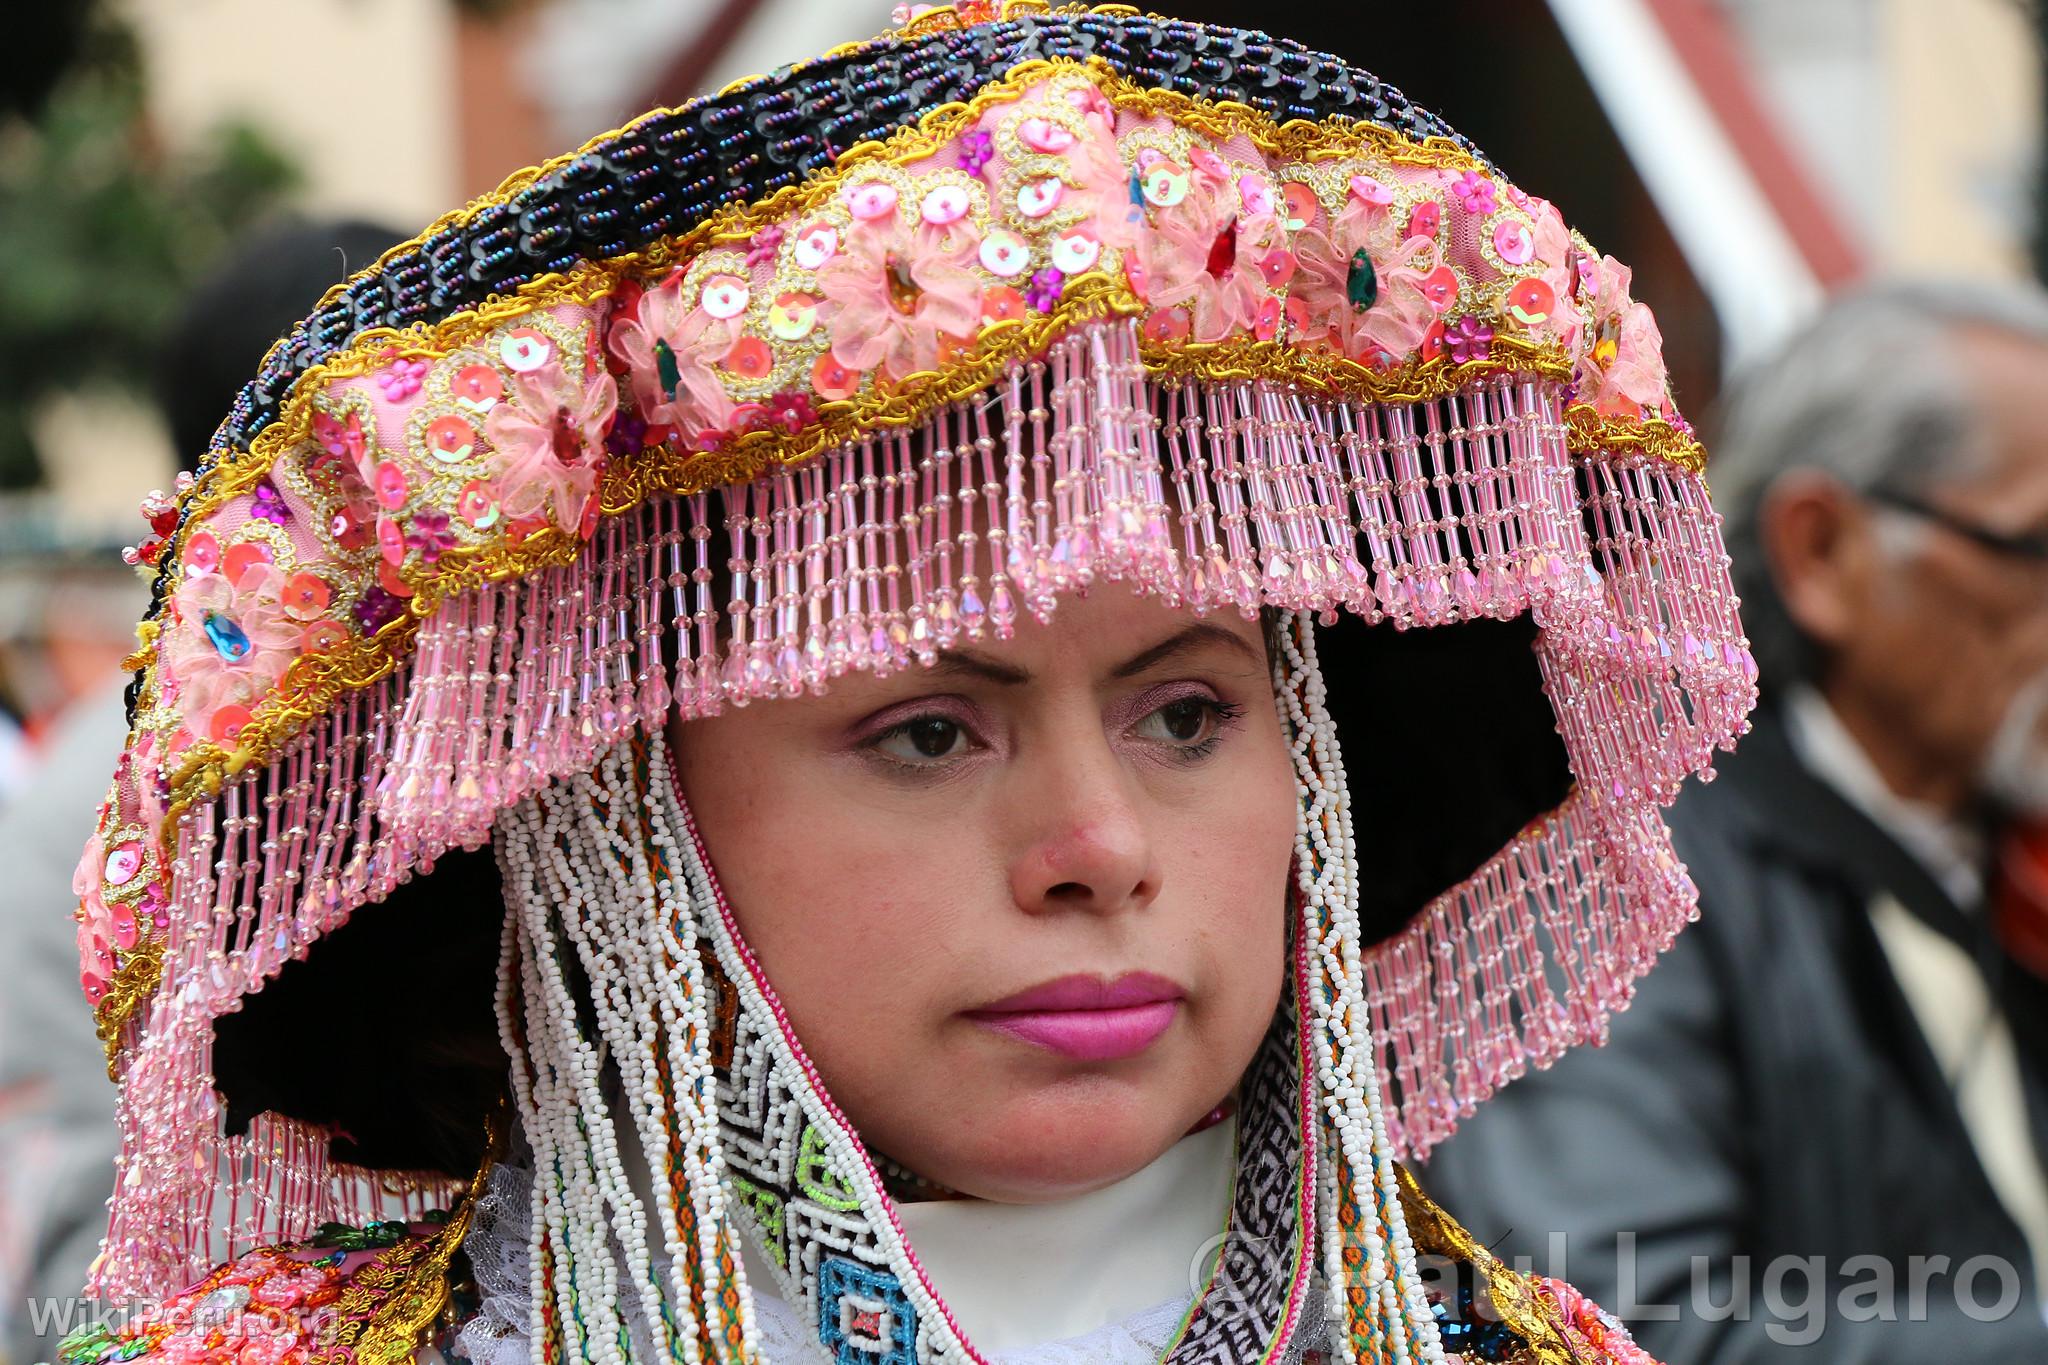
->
[454,1161,536,1365]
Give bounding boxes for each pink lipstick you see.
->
[964,972,1185,1061]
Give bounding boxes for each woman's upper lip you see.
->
[968,971,1186,1014]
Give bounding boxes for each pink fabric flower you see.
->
[1522,198,1578,349]
[163,562,300,741]
[73,832,115,994]
[484,360,619,535]
[1445,315,1495,363]
[958,129,996,178]
[1061,111,1145,254]
[311,409,366,461]
[606,278,737,442]
[1290,197,1442,364]
[765,390,817,432]
[1139,164,1281,343]
[1577,254,1669,417]
[818,219,981,381]
[745,224,785,268]
[404,508,458,564]
[374,356,429,403]
[1450,169,1498,217]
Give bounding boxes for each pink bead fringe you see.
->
[96,317,1750,1298]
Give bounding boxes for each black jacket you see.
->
[1419,702,2048,1360]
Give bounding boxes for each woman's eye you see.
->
[1133,695,1237,752]
[872,716,972,764]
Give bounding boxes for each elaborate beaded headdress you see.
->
[75,4,1750,1360]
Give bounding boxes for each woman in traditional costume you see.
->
[60,5,1748,1362]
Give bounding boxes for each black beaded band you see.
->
[133,10,1472,716]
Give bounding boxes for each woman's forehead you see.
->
[925,590,1267,681]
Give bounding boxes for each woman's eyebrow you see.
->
[927,622,1258,686]
[930,650,1034,685]
[1110,623,1261,678]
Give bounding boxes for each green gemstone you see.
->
[653,337,683,402]
[1347,248,1378,312]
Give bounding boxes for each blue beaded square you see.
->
[816,1256,916,1363]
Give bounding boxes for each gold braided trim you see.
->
[181,40,1491,504]
[147,300,1689,827]
[895,0,1053,37]
[132,49,1520,794]
[1565,404,1706,477]
[1395,1163,1588,1365]
[94,936,161,1077]
[340,1137,494,1365]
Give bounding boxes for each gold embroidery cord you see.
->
[345,1115,500,1365]
[1395,1165,1588,1365]
[141,342,1685,841]
[157,50,1501,570]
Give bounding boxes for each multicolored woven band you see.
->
[74,0,1752,1310]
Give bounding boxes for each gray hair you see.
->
[1710,278,2048,690]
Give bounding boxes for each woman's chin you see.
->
[904,1073,1203,1203]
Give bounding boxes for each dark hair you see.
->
[212,845,510,1178]
[1316,611,1570,941]
[154,218,403,470]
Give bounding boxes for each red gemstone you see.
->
[549,409,582,466]
[1204,221,1238,279]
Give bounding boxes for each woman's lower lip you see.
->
[967,1001,1178,1060]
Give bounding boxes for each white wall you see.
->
[126,0,461,230]
[1726,0,2041,281]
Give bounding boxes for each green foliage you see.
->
[0,13,299,489]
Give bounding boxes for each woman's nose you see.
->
[1006,730,1161,917]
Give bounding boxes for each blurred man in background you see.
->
[0,218,396,1365]
[1424,280,2048,1360]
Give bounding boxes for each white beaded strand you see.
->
[493,735,758,1365]
[1273,612,1447,1365]
[545,747,692,1365]
[499,793,633,1365]
[644,736,757,1351]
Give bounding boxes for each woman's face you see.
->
[670,584,1295,1203]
